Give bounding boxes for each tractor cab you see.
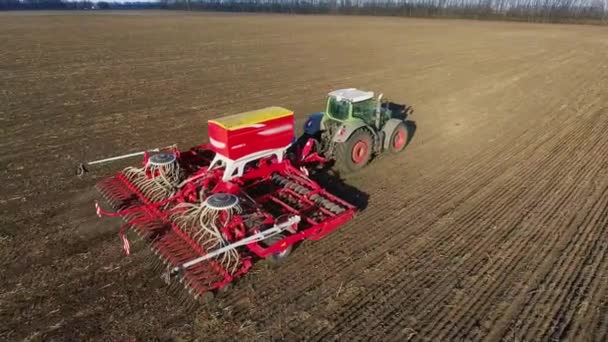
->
[325,88,391,129]
[326,88,376,124]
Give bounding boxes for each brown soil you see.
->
[1,10,607,341]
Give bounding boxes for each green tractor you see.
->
[301,88,414,173]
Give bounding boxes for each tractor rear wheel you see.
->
[389,122,408,153]
[335,129,373,173]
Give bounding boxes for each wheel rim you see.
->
[393,128,406,149]
[351,140,369,164]
[273,249,289,259]
[268,239,289,260]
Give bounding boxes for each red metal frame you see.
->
[95,143,355,296]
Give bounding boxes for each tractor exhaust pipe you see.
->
[375,93,383,129]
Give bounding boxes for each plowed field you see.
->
[1,11,607,341]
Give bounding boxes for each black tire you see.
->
[198,291,215,304]
[334,129,373,173]
[217,282,233,293]
[263,233,292,264]
[388,122,408,153]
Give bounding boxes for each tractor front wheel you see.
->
[335,129,373,173]
[389,122,408,153]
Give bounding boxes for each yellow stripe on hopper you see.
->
[209,106,293,131]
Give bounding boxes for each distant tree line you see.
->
[1,0,606,24]
[0,0,166,10]
[164,0,608,24]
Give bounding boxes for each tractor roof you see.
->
[328,88,374,103]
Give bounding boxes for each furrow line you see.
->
[309,97,606,339]
[431,106,608,340]
[306,109,600,340]
[547,201,608,341]
[516,181,608,339]
[384,109,608,340]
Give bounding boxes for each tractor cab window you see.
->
[352,99,376,124]
[327,97,350,121]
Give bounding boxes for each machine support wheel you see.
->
[334,129,373,173]
[389,122,408,153]
[263,233,292,265]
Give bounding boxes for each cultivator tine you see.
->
[95,176,142,212]
[149,249,167,273]
[177,290,192,309]
[160,266,216,310]
[168,278,184,295]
